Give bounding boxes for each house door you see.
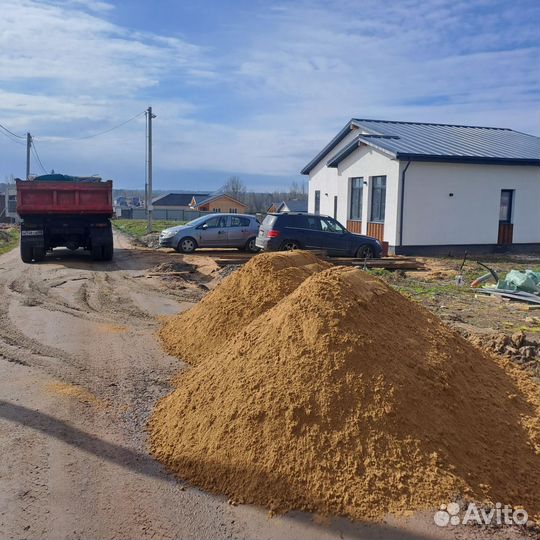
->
[498,189,513,245]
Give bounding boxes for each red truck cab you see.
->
[16,175,114,263]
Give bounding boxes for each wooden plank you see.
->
[366,222,384,241]
[326,259,426,270]
[497,223,513,245]
[346,220,362,234]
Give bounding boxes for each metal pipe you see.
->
[399,160,411,247]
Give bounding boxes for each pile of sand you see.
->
[158,251,331,365]
[151,260,539,521]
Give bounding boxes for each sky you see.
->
[0,0,538,192]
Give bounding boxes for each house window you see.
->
[349,177,363,220]
[370,176,386,222]
[212,207,221,212]
[314,190,320,214]
[499,190,513,223]
[229,208,238,213]
[333,196,338,219]
[7,195,17,214]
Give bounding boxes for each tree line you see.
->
[221,176,307,213]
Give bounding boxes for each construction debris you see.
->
[476,288,540,304]
[471,268,540,304]
[150,252,539,522]
[212,254,426,271]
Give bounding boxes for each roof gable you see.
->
[277,199,308,212]
[193,193,248,208]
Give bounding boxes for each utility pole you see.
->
[26,133,32,180]
[146,106,156,234]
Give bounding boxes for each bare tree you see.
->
[222,176,247,201]
[289,180,308,199]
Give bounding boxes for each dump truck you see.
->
[16,174,114,263]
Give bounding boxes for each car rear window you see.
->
[230,216,250,227]
[261,215,277,228]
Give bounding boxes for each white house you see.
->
[302,119,540,255]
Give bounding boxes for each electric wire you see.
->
[45,111,146,141]
[0,122,25,139]
[0,129,25,146]
[30,140,48,174]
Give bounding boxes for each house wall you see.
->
[308,144,400,243]
[197,196,247,213]
[307,128,361,217]
[401,162,540,246]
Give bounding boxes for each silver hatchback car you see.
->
[158,213,260,253]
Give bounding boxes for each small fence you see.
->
[120,208,211,221]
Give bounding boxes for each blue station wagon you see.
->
[256,212,382,258]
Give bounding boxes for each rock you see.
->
[493,334,510,352]
[511,332,525,348]
[519,346,536,359]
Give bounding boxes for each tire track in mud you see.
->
[0,266,155,391]
[7,270,154,325]
[0,240,206,398]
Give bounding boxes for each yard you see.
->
[112,219,186,241]
[368,254,540,367]
[0,227,19,255]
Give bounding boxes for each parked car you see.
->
[159,213,260,253]
[256,212,382,258]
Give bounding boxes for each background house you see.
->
[153,192,210,210]
[1,186,18,223]
[268,199,308,213]
[131,191,212,220]
[190,193,248,214]
[302,119,540,255]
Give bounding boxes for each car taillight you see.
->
[267,230,280,238]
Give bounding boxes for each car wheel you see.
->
[281,240,300,251]
[244,237,259,253]
[177,237,197,253]
[356,244,374,259]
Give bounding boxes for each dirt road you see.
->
[0,233,529,540]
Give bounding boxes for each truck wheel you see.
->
[91,244,103,261]
[101,243,114,261]
[20,243,34,263]
[32,246,46,262]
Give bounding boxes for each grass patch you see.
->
[0,228,19,255]
[112,219,186,239]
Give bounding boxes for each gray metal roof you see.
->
[152,192,210,206]
[277,199,308,212]
[302,119,540,174]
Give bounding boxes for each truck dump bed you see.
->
[16,178,113,216]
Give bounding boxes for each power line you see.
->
[0,128,26,146]
[0,121,25,139]
[30,139,48,174]
[40,111,146,141]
